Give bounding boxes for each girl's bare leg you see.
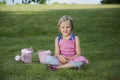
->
[58,62,63,66]
[57,63,74,69]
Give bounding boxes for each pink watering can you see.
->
[15,47,33,63]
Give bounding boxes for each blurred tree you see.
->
[40,0,46,4]
[31,0,40,3]
[101,0,120,4]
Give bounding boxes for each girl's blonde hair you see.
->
[57,15,73,30]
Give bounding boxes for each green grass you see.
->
[0,4,120,80]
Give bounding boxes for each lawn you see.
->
[0,4,120,80]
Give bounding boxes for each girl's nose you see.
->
[64,27,67,31]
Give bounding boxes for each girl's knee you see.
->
[46,56,59,65]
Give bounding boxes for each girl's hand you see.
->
[66,57,73,61]
[66,55,80,61]
[57,55,68,64]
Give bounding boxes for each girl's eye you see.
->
[67,26,70,28]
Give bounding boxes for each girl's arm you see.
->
[55,37,68,64]
[75,36,81,56]
[55,37,60,56]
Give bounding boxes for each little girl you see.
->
[47,15,89,70]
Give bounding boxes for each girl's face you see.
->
[59,21,72,36]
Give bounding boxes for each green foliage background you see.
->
[102,0,120,4]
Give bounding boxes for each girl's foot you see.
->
[47,65,57,71]
[75,67,80,70]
